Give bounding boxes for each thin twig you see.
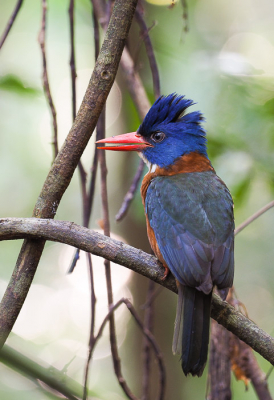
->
[67,0,89,274]
[68,0,90,229]
[68,3,99,396]
[142,280,157,400]
[0,0,24,50]
[116,159,145,221]
[141,286,163,310]
[0,344,84,400]
[120,47,151,120]
[98,108,138,400]
[1,217,274,367]
[135,6,161,99]
[83,252,96,400]
[180,0,189,33]
[89,297,165,400]
[84,3,102,226]
[124,298,165,400]
[69,0,77,121]
[38,0,58,159]
[82,7,102,398]
[235,200,274,235]
[92,1,101,58]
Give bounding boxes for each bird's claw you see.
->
[161,265,170,281]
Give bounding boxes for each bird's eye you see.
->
[151,131,165,143]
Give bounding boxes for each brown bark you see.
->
[1,217,274,369]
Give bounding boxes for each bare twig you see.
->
[84,3,102,227]
[120,47,151,121]
[234,200,274,235]
[38,0,59,159]
[141,286,164,309]
[92,4,101,59]
[115,159,145,221]
[98,108,138,400]
[83,252,96,400]
[82,7,102,399]
[69,0,77,121]
[88,296,165,400]
[142,280,158,400]
[67,0,89,275]
[124,298,165,400]
[0,0,139,352]
[0,0,24,50]
[1,217,274,367]
[181,0,189,33]
[0,344,84,400]
[135,6,161,99]
[114,45,151,220]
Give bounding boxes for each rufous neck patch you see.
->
[156,152,214,176]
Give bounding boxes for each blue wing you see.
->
[145,171,234,295]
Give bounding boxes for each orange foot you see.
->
[161,264,170,281]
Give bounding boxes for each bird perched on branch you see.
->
[97,94,234,377]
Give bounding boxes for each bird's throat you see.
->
[140,151,214,176]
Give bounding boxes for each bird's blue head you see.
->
[97,94,207,169]
[137,94,207,168]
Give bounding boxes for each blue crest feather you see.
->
[137,94,208,168]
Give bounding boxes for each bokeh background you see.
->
[1,0,274,399]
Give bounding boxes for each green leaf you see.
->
[0,74,40,96]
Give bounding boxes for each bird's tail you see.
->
[172,283,212,377]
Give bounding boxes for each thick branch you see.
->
[0,217,274,367]
[0,0,138,350]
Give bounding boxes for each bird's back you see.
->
[144,170,234,295]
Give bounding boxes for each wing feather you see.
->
[145,171,234,294]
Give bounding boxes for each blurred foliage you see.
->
[0,0,274,399]
[0,74,40,96]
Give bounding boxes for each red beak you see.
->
[96,132,152,151]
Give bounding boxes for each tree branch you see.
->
[235,200,274,235]
[0,0,24,50]
[0,0,139,351]
[0,344,85,400]
[0,217,274,368]
[38,0,59,159]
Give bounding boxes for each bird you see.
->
[97,94,234,377]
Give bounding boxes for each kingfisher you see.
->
[97,94,234,377]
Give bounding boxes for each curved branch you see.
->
[0,217,274,367]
